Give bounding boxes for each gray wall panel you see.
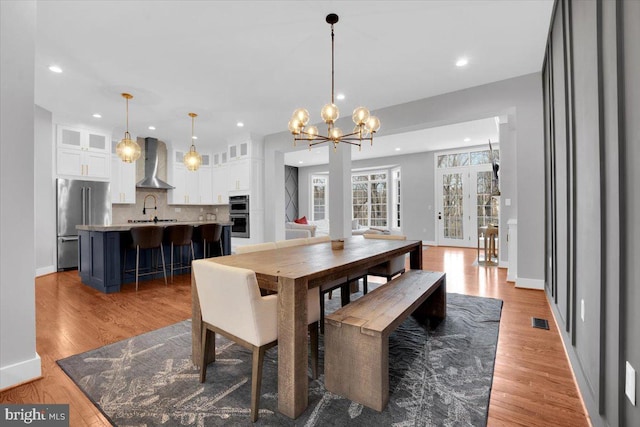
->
[570,0,602,403]
[551,3,570,326]
[543,0,638,424]
[622,0,640,424]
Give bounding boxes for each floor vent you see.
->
[531,317,550,330]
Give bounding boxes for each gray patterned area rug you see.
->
[57,292,502,426]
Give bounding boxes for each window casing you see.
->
[392,168,401,229]
[311,175,328,221]
[352,171,388,228]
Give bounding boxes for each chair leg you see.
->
[251,345,266,422]
[200,323,209,383]
[170,242,175,283]
[135,246,140,291]
[320,292,326,334]
[309,322,319,379]
[190,242,195,268]
[160,244,167,285]
[363,275,368,294]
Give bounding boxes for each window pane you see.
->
[312,176,327,221]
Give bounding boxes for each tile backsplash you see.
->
[112,188,229,224]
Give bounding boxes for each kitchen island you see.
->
[76,221,232,293]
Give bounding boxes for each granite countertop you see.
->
[77,220,234,232]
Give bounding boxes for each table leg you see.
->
[277,276,309,418]
[409,242,423,270]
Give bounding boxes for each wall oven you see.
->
[229,195,249,214]
[230,213,250,238]
[229,195,250,238]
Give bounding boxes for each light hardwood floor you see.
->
[0,246,590,426]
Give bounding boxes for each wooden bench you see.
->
[324,270,446,412]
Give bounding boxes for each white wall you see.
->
[35,105,56,276]
[0,0,41,389]
[298,152,436,243]
[264,73,544,284]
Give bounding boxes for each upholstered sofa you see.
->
[285,218,389,239]
[285,222,317,240]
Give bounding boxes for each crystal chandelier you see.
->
[288,13,380,150]
[116,93,141,163]
[183,112,202,171]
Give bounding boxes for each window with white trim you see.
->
[392,168,401,229]
[311,175,328,221]
[352,171,387,228]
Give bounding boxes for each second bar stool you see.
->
[199,223,223,258]
[126,226,167,291]
[164,224,195,282]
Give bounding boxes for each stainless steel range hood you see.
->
[136,137,174,189]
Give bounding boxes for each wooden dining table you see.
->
[190,235,423,419]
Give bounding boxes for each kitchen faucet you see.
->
[142,194,158,221]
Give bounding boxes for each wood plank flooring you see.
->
[0,246,591,426]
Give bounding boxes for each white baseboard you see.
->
[507,270,516,282]
[498,260,508,269]
[36,265,56,277]
[515,277,545,290]
[0,353,41,390]
[423,241,437,246]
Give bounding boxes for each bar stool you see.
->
[199,223,223,258]
[164,224,195,282]
[124,226,167,291]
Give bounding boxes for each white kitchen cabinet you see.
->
[228,158,251,191]
[211,164,229,205]
[56,125,110,180]
[110,154,136,204]
[169,165,200,205]
[198,154,213,204]
[169,149,217,205]
[228,141,250,161]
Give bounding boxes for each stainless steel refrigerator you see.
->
[57,178,111,270]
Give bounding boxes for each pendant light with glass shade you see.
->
[183,112,202,171]
[116,93,142,163]
[288,13,381,151]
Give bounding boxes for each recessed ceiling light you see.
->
[336,93,345,101]
[48,65,62,73]
[148,126,156,130]
[92,113,102,118]
[455,58,469,67]
[192,136,198,140]
[298,161,304,164]
[237,122,244,127]
[464,137,471,142]
[395,147,401,151]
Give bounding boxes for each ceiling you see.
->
[284,116,500,167]
[35,1,553,155]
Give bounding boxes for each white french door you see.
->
[435,148,499,248]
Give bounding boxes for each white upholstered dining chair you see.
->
[306,235,331,245]
[364,233,408,281]
[234,242,277,254]
[275,237,308,248]
[192,260,320,422]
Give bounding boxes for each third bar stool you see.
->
[199,223,223,258]
[164,224,195,282]
[127,226,167,291]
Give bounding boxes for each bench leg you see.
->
[324,320,389,412]
[412,276,447,327]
